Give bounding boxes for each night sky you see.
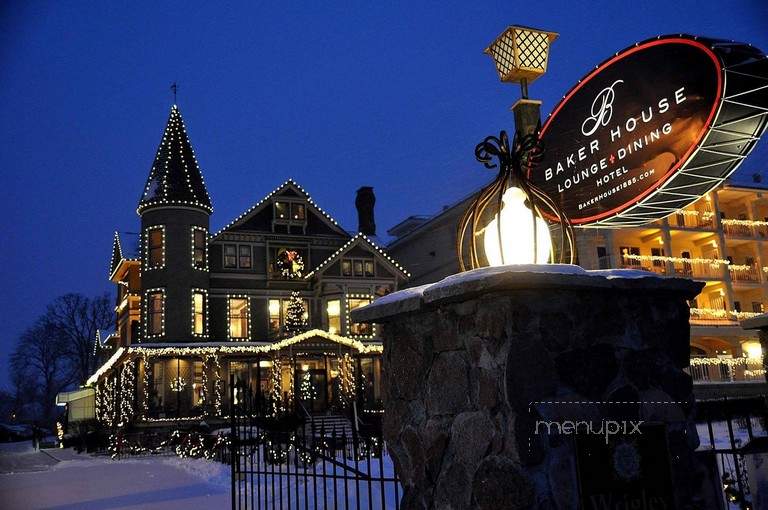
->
[1,1,767,388]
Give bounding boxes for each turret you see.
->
[138,105,212,342]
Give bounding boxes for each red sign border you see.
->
[535,37,724,225]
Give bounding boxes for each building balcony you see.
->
[620,256,724,280]
[728,263,762,284]
[667,210,715,230]
[687,356,765,384]
[721,219,768,239]
[689,307,763,325]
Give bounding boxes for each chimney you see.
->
[355,187,376,236]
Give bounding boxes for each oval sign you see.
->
[531,35,768,227]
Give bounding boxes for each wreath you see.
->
[276,248,304,278]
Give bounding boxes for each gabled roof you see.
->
[92,329,115,356]
[109,232,122,277]
[108,232,140,281]
[211,179,348,239]
[305,233,410,279]
[137,105,213,215]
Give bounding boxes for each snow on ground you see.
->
[0,443,230,509]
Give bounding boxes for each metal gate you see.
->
[229,377,401,510]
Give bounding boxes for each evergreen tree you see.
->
[285,292,307,336]
[299,371,317,402]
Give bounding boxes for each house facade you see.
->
[388,177,768,399]
[89,105,409,427]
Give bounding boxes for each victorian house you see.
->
[87,105,409,427]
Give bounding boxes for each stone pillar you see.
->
[352,266,712,510]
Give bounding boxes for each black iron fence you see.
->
[229,378,401,510]
[695,395,768,510]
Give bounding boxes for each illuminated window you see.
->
[268,299,281,334]
[239,245,252,269]
[274,201,289,219]
[229,298,249,339]
[192,291,206,335]
[342,258,375,278]
[192,228,207,269]
[327,299,341,334]
[147,227,165,268]
[224,244,237,268]
[291,203,305,220]
[348,297,372,336]
[148,291,164,336]
[268,298,310,335]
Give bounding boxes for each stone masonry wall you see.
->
[356,269,711,510]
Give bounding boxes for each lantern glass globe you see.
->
[483,186,552,265]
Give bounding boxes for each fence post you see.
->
[230,374,236,510]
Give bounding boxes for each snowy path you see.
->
[0,443,230,509]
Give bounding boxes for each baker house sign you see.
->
[531,35,768,227]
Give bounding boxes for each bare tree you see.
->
[10,321,72,426]
[43,293,113,385]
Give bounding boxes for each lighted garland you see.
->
[689,356,764,367]
[141,355,151,418]
[200,357,210,411]
[210,355,222,415]
[268,356,284,417]
[622,253,728,266]
[689,308,762,322]
[338,353,356,410]
[119,360,136,426]
[56,422,65,448]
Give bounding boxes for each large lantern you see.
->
[457,128,575,270]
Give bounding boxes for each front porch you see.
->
[87,329,383,427]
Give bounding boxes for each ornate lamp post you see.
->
[457,26,575,270]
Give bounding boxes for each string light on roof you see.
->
[304,232,411,279]
[137,105,213,215]
[211,179,341,239]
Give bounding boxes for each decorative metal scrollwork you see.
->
[457,125,576,270]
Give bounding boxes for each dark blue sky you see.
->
[1,1,766,388]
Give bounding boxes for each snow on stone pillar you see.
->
[352,266,716,509]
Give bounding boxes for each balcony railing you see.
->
[668,209,715,230]
[689,308,763,324]
[687,356,765,384]
[729,264,761,283]
[721,219,768,239]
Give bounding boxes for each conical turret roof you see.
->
[137,105,213,214]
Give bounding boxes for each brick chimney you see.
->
[355,187,376,236]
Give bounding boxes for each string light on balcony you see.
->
[621,253,729,266]
[689,356,764,367]
[689,308,763,322]
[721,218,768,227]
